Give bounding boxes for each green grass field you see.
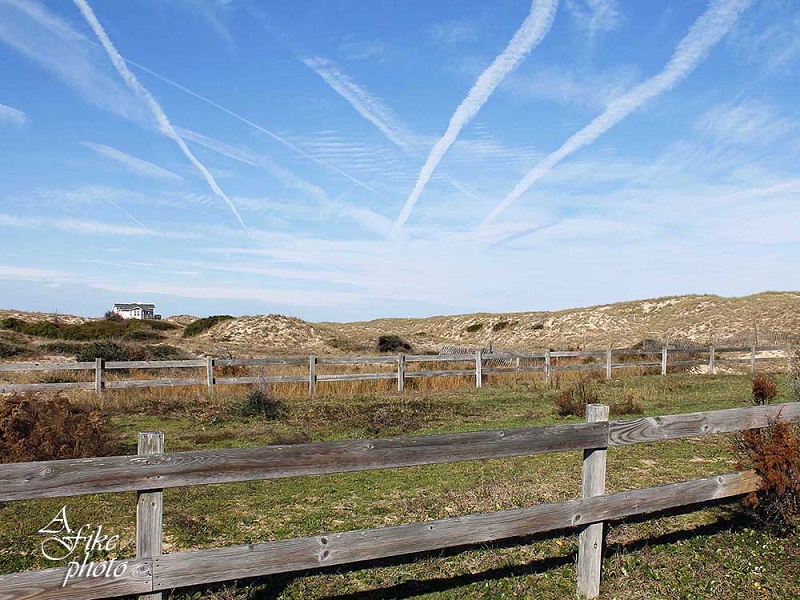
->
[1,371,798,599]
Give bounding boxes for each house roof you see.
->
[114,303,155,310]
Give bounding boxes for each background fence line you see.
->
[0,344,796,397]
[1,401,799,600]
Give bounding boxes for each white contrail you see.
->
[393,0,559,233]
[73,0,247,231]
[0,102,27,127]
[81,141,183,181]
[303,57,416,149]
[481,0,753,228]
[6,0,377,194]
[124,59,379,194]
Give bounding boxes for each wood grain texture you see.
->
[214,358,306,367]
[316,373,396,382]
[214,376,307,385]
[151,471,759,590]
[577,405,609,599]
[0,382,94,393]
[137,433,164,600]
[0,560,152,600]
[550,364,602,373]
[316,356,397,365]
[403,369,475,378]
[0,423,607,502]
[0,362,94,372]
[482,367,543,375]
[609,402,800,446]
[104,360,205,370]
[104,379,203,390]
[397,353,404,392]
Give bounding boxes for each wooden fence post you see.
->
[397,353,405,392]
[577,404,609,599]
[95,358,105,398]
[137,431,164,600]
[206,356,215,396]
[605,349,612,380]
[475,349,482,388]
[750,346,756,374]
[544,349,551,385]
[309,355,317,397]
[709,345,715,375]
[661,346,668,376]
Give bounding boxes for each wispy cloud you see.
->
[90,280,365,308]
[0,0,146,123]
[729,5,800,74]
[481,0,753,227]
[0,102,27,126]
[428,19,480,47]
[565,0,623,39]
[693,99,796,146]
[303,57,418,149]
[175,0,235,48]
[179,128,394,237]
[504,64,637,109]
[0,213,195,239]
[394,0,559,232]
[81,141,183,181]
[73,0,247,231]
[123,59,379,195]
[0,265,72,282]
[337,38,384,61]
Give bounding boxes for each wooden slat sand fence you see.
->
[1,401,799,599]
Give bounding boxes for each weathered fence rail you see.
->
[0,345,795,397]
[1,401,799,600]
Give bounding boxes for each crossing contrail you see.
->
[393,0,559,234]
[480,0,753,228]
[74,0,249,230]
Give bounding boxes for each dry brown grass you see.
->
[0,392,117,462]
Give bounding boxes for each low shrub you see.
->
[554,377,600,417]
[143,345,187,360]
[183,315,235,338]
[1,317,177,341]
[752,375,778,406]
[104,311,124,322]
[0,392,117,462]
[75,342,144,362]
[121,330,166,342]
[465,323,483,333]
[40,341,84,356]
[237,387,288,420]
[492,320,514,332]
[376,335,411,353]
[368,403,421,434]
[0,339,30,358]
[531,322,545,331]
[737,419,800,534]
[74,342,187,362]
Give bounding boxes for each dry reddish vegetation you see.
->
[751,374,779,405]
[0,392,117,463]
[739,420,800,533]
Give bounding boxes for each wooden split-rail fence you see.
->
[1,401,799,599]
[0,345,796,397]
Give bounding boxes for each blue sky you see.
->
[0,0,798,321]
